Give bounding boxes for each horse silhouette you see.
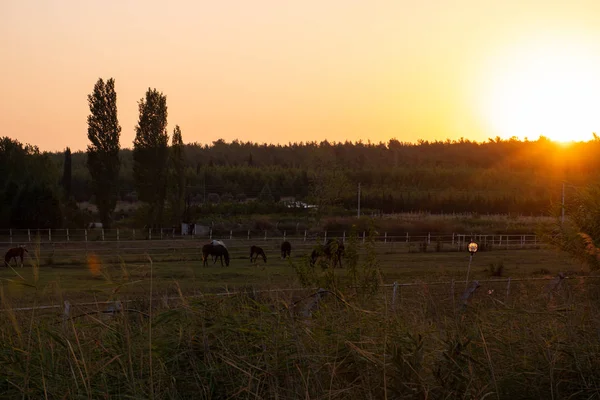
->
[281,241,292,259]
[4,246,28,267]
[310,239,344,268]
[202,243,230,266]
[250,245,267,264]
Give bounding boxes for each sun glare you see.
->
[480,35,600,143]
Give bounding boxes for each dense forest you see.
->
[3,132,600,229]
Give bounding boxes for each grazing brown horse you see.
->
[310,239,344,268]
[281,241,292,259]
[4,246,28,267]
[250,245,267,264]
[202,243,230,266]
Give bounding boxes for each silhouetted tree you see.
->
[86,78,121,227]
[168,125,185,223]
[133,88,169,227]
[61,147,72,200]
[0,137,62,228]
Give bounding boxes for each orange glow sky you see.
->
[2,0,600,152]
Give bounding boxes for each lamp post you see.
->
[465,240,478,288]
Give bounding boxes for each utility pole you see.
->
[357,182,361,218]
[561,182,565,225]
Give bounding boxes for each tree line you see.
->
[3,77,600,229]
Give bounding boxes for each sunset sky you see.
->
[2,0,600,152]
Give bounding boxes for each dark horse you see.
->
[281,241,292,259]
[4,246,28,267]
[310,239,344,268]
[202,243,230,266]
[250,245,267,264]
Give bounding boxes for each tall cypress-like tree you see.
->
[133,88,169,227]
[169,125,186,224]
[62,147,72,200]
[86,78,121,227]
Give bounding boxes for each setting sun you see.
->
[480,34,600,143]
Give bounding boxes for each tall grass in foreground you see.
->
[1,277,600,398]
[0,238,599,398]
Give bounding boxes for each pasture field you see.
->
[1,234,599,398]
[0,235,584,306]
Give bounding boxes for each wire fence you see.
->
[2,273,596,317]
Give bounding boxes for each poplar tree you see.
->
[61,147,72,200]
[133,88,169,227]
[86,78,121,227]
[169,125,186,223]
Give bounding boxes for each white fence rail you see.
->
[0,228,541,248]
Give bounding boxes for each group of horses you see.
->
[201,239,345,268]
[4,239,346,269]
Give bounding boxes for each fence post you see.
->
[48,229,51,242]
[505,277,511,302]
[28,229,31,242]
[62,300,71,330]
[101,229,104,241]
[324,231,327,245]
[66,229,69,242]
[283,230,286,241]
[132,229,135,240]
[172,228,175,238]
[304,230,307,242]
[209,229,212,240]
[9,229,12,244]
[452,233,455,246]
[85,229,88,242]
[384,232,387,243]
[230,230,232,240]
[248,230,250,240]
[160,228,163,240]
[116,228,119,242]
[392,281,398,311]
[406,232,409,243]
[149,228,152,240]
[343,231,346,244]
[362,231,366,244]
[428,232,431,244]
[534,235,537,246]
[264,230,267,241]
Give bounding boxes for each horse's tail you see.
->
[262,250,267,263]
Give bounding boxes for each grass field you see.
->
[1,234,599,398]
[0,236,584,307]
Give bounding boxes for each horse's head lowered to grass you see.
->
[202,243,230,267]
